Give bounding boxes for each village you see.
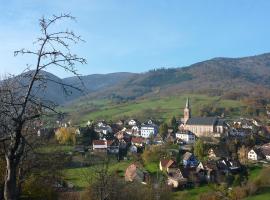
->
[37,97,270,198]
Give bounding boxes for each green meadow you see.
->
[61,94,244,125]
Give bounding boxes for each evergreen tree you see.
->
[159,123,168,140]
[170,116,178,132]
[194,139,205,161]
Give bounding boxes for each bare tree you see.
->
[0,13,86,200]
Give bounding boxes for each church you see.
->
[181,98,226,137]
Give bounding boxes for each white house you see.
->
[176,131,195,144]
[140,124,158,138]
[132,125,140,132]
[92,140,118,154]
[92,140,107,151]
[129,145,138,153]
[128,119,138,126]
[248,149,263,161]
[97,121,106,127]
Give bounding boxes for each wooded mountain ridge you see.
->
[10,52,270,105]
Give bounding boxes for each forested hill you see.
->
[10,53,270,104]
[80,53,270,102]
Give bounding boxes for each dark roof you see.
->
[216,119,226,126]
[141,124,158,128]
[250,148,265,158]
[186,117,217,126]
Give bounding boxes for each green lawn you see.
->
[36,144,74,154]
[248,164,263,181]
[173,185,214,200]
[63,160,132,189]
[245,189,270,200]
[245,193,270,200]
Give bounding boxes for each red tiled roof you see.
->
[93,140,106,145]
[160,159,175,168]
[131,137,145,144]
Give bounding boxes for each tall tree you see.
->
[194,139,205,161]
[0,14,86,200]
[170,116,178,132]
[159,123,168,140]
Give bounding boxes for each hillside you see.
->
[9,71,135,105]
[9,52,270,106]
[83,53,270,101]
[60,94,244,125]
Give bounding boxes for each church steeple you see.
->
[184,98,191,124]
[185,97,190,109]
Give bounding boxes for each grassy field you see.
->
[61,94,244,125]
[63,159,132,190]
[172,185,214,200]
[248,164,263,181]
[245,192,270,200]
[37,145,74,154]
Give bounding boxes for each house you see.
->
[229,129,247,137]
[131,137,145,147]
[97,121,106,127]
[176,130,195,144]
[37,128,54,138]
[125,127,140,136]
[147,119,154,125]
[167,169,187,188]
[107,140,119,154]
[196,163,207,183]
[140,124,158,138]
[196,162,205,172]
[125,164,148,184]
[116,120,124,126]
[227,160,241,172]
[131,125,140,133]
[207,148,230,160]
[182,98,227,137]
[95,124,112,135]
[128,119,138,126]
[92,140,107,152]
[129,145,138,153]
[233,118,256,130]
[182,152,198,167]
[217,159,241,173]
[260,143,270,160]
[115,131,125,140]
[92,139,119,154]
[248,148,264,161]
[159,159,177,173]
[204,161,218,182]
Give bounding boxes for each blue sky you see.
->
[0,0,270,78]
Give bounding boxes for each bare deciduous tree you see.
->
[0,13,86,200]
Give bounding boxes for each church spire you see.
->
[184,97,191,124]
[185,98,190,109]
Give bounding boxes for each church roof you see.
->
[186,117,218,126]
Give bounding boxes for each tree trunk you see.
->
[4,158,17,200]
